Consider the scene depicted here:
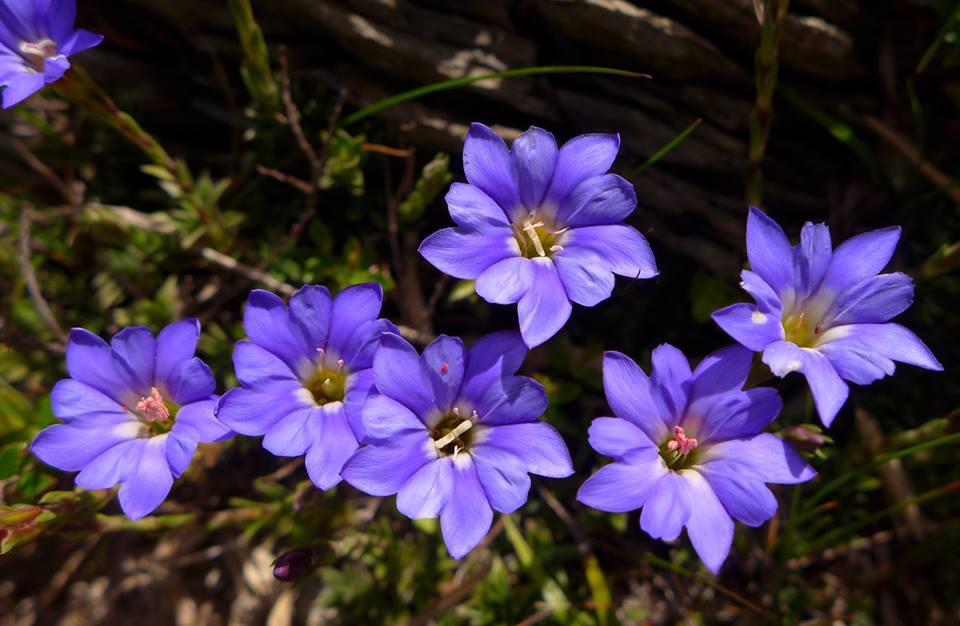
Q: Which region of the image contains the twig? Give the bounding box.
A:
[36,534,100,609]
[644,554,765,615]
[362,143,415,158]
[255,165,312,194]
[17,204,66,344]
[278,47,320,212]
[200,248,296,297]
[862,114,960,205]
[9,137,82,208]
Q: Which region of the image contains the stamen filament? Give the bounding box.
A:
[434,419,473,450]
[522,217,547,257]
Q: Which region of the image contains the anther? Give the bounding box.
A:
[549,245,564,253]
[316,347,326,359]
[522,217,547,257]
[136,387,170,423]
[433,419,473,450]
[440,362,449,376]
[666,425,698,457]
[337,358,344,370]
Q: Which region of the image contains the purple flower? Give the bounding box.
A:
[341,331,574,559]
[215,284,398,490]
[0,0,103,108]
[712,207,943,426]
[577,344,815,573]
[419,123,657,348]
[31,320,232,520]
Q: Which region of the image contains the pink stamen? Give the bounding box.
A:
[337,357,344,370]
[136,387,169,423]
[439,362,449,376]
[666,425,698,456]
[316,347,326,359]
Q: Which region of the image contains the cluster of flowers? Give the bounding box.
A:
[8,0,942,574]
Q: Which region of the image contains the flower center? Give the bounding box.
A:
[133,387,178,435]
[660,425,699,469]
[430,407,477,457]
[19,39,58,70]
[304,363,347,406]
[511,212,567,259]
[781,309,825,348]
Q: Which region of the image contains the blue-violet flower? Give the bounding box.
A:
[577,344,815,573]
[215,284,398,490]
[712,207,943,426]
[0,0,103,108]
[31,320,232,520]
[341,331,574,559]
[419,123,657,348]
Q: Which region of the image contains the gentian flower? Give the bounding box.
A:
[0,0,103,108]
[215,284,398,490]
[712,207,943,426]
[419,123,657,348]
[31,320,232,520]
[341,331,574,559]
[577,344,815,573]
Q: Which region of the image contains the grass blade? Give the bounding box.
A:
[631,117,702,176]
[340,66,649,127]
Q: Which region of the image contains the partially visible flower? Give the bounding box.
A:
[341,332,573,559]
[31,320,232,520]
[712,207,943,426]
[0,0,103,108]
[273,549,312,582]
[577,344,815,573]
[419,123,657,348]
[215,284,397,490]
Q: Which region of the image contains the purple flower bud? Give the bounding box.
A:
[272,549,312,582]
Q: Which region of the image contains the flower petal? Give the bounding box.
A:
[561,224,657,279]
[639,472,691,542]
[472,444,531,514]
[546,133,620,204]
[1,72,44,108]
[513,126,558,208]
[305,404,358,490]
[117,437,174,520]
[461,331,528,399]
[360,394,425,444]
[746,207,795,296]
[74,438,142,489]
[167,357,216,406]
[462,122,519,214]
[232,340,297,387]
[165,433,196,478]
[699,465,778,527]
[397,457,453,519]
[32,421,141,472]
[554,246,615,306]
[59,28,103,55]
[477,377,547,425]
[372,333,435,417]
[711,303,784,352]
[821,226,901,294]
[421,335,466,411]
[704,433,816,484]
[698,387,782,442]
[263,406,314,457]
[739,270,782,315]
[794,221,832,298]
[517,258,572,348]
[244,290,311,374]
[446,182,510,232]
[440,458,493,559]
[481,422,573,478]
[340,318,398,370]
[650,344,693,425]
[476,257,534,305]
[343,367,375,439]
[172,398,231,443]
[556,174,636,227]
[419,227,515,280]
[214,384,303,436]
[828,273,914,325]
[763,342,848,426]
[65,328,139,402]
[156,319,200,394]
[818,323,943,382]
[50,379,126,424]
[602,351,668,442]
[289,284,332,352]
[341,434,434,496]
[688,345,753,413]
[577,449,665,513]
[328,283,384,356]
[680,470,734,574]
[587,417,656,459]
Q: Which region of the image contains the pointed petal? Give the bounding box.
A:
[711,304,784,352]
[794,221,832,298]
[341,435,434,496]
[476,256,534,305]
[117,437,174,520]
[829,273,914,325]
[461,331,528,399]
[517,258,572,348]
[546,133,620,203]
[688,345,752,412]
[440,459,493,559]
[109,326,156,395]
[650,344,692,424]
[680,470,734,574]
[397,457,453,519]
[561,224,657,279]
[462,122,519,214]
[699,465,778,527]
[263,407,314,456]
[244,290,311,374]
[639,472,691,541]
[1,72,44,108]
[704,433,816,484]
[818,323,943,380]
[172,398,231,443]
[59,28,102,55]
[156,319,200,393]
[50,379,126,424]
[763,342,848,426]
[698,387,782,442]
[477,377,547,425]
[556,174,636,227]
[232,340,297,387]
[419,227,515,280]
[304,404,358,490]
[481,422,573,478]
[472,444,531,514]
[445,182,510,232]
[821,226,901,294]
[746,207,795,296]
[577,449,665,513]
[74,438,142,489]
[513,126,558,208]
[602,351,668,442]
[421,335,466,411]
[166,357,216,406]
[289,284,332,352]
[372,333,435,417]
[587,417,656,459]
[32,421,140,472]
[328,283,384,356]
[360,394,425,444]
[214,384,303,436]
[554,246,615,306]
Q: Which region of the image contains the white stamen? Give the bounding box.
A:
[433,419,473,450]
[522,217,547,257]
[549,245,564,253]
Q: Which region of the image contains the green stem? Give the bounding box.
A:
[340,66,648,127]
[746,0,790,206]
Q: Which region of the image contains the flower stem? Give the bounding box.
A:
[746,0,790,207]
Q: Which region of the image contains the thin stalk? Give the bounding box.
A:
[631,118,701,176]
[746,0,790,206]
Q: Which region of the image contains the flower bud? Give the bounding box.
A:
[272,549,312,582]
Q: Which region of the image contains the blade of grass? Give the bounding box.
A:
[340,66,650,127]
[631,118,702,176]
[644,554,764,615]
[916,4,960,74]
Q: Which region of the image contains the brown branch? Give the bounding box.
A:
[255,164,313,194]
[9,137,83,209]
[17,204,67,345]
